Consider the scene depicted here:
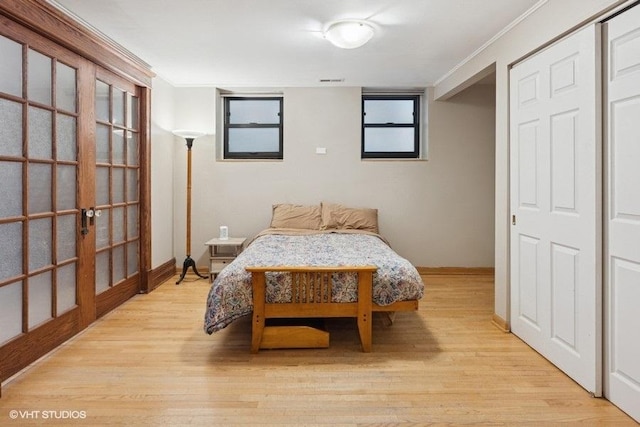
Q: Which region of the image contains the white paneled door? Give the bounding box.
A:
[509,25,602,395]
[604,4,640,421]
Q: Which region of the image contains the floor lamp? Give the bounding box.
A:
[173,130,208,284]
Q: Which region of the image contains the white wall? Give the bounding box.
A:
[167,84,496,269]
[434,0,631,322]
[150,76,176,268]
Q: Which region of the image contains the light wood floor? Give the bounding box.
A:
[0,274,635,426]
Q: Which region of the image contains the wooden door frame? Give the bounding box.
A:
[138,86,152,293]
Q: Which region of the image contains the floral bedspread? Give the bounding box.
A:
[204,230,424,334]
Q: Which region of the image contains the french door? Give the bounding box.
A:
[509,24,602,395]
[93,69,142,318]
[0,16,143,383]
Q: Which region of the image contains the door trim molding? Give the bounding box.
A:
[492,314,510,332]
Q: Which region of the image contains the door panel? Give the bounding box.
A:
[510,24,601,395]
[518,235,540,327]
[93,69,141,318]
[604,5,640,421]
[0,26,87,380]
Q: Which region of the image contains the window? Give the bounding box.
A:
[223,97,283,159]
[362,95,420,159]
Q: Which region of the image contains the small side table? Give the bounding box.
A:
[204,237,247,282]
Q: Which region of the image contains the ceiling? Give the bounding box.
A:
[51,0,540,88]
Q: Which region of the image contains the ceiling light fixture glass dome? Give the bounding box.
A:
[324,20,375,49]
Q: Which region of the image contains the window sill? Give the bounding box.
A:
[217,158,284,163]
[360,158,429,162]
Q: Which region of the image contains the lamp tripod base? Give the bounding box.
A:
[176,255,207,284]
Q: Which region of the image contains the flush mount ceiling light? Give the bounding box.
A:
[324,20,375,49]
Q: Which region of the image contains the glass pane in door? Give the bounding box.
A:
[96,167,110,206]
[0,282,22,344]
[95,80,109,122]
[113,87,125,126]
[0,222,22,282]
[96,124,110,163]
[56,114,77,161]
[95,251,110,294]
[0,98,23,157]
[27,49,52,106]
[56,214,76,261]
[113,246,125,283]
[28,218,52,272]
[127,241,139,277]
[57,165,77,211]
[0,161,22,217]
[0,34,22,97]
[113,207,125,243]
[28,163,52,214]
[28,107,53,159]
[96,209,111,250]
[128,96,139,130]
[56,264,76,314]
[113,129,125,164]
[127,205,139,239]
[112,168,125,204]
[28,271,53,328]
[127,131,139,165]
[56,62,76,113]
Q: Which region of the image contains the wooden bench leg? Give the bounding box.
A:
[357,311,372,352]
[251,272,266,353]
[251,313,264,354]
[357,270,373,352]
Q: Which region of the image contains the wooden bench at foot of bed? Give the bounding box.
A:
[245,266,419,353]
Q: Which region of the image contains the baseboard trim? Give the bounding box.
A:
[148,258,176,292]
[492,314,510,333]
[416,267,495,275]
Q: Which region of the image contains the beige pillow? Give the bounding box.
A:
[270,204,322,230]
[320,202,379,233]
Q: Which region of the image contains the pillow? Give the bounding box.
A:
[320,202,379,233]
[270,203,322,230]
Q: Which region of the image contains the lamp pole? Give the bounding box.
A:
[173,130,207,284]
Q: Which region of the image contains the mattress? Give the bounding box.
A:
[204,229,424,334]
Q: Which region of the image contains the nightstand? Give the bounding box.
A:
[204,237,247,282]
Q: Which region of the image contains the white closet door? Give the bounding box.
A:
[604,4,640,422]
[509,24,602,395]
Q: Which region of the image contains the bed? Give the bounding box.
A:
[203,203,425,352]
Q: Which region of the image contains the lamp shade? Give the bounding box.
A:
[172,129,206,139]
[324,20,375,49]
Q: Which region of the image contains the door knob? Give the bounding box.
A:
[81,207,99,235]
